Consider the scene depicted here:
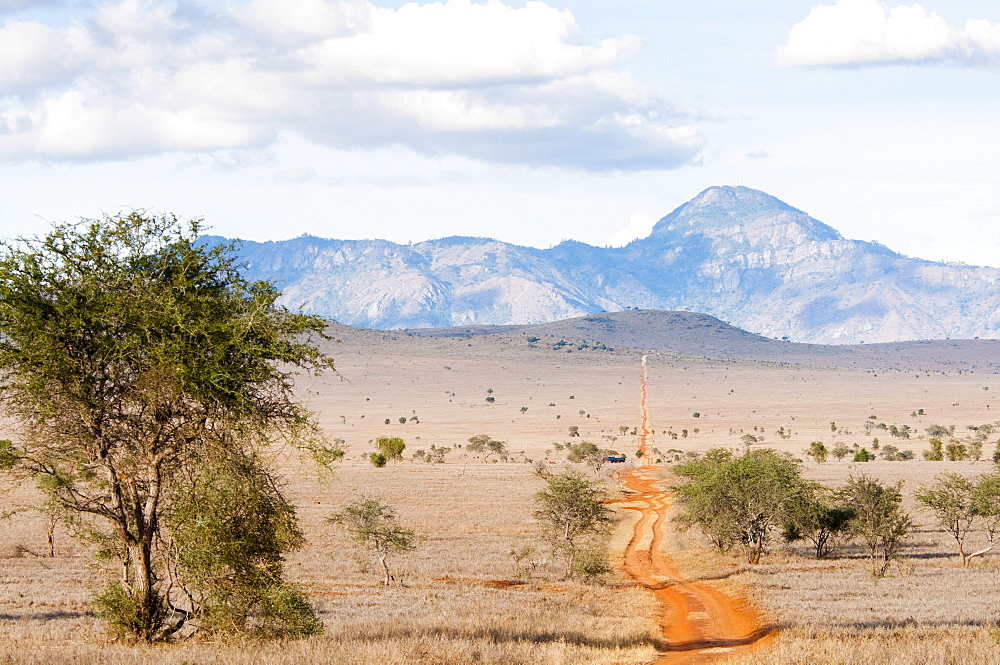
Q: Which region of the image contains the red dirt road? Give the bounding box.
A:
[618,467,773,664]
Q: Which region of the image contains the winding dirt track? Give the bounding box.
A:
[618,468,773,664]
[622,355,772,663]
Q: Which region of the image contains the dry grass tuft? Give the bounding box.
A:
[730,624,1000,664]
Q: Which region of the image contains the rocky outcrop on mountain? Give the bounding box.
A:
[212,186,1000,344]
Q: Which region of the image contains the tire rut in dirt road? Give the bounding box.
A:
[619,467,774,664]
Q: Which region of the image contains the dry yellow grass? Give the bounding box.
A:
[3,326,1000,663]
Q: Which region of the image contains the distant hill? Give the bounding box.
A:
[399,309,1000,372]
[210,186,1000,344]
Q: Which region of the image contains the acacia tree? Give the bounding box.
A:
[838,474,912,577]
[674,448,806,563]
[917,472,1000,566]
[533,471,614,578]
[467,434,508,461]
[0,213,338,640]
[973,472,1000,555]
[916,473,978,566]
[328,496,420,586]
[782,483,854,559]
[673,448,806,564]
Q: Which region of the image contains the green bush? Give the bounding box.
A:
[946,443,969,461]
[571,549,611,582]
[831,442,852,460]
[376,437,405,460]
[924,438,944,461]
[673,448,806,563]
[93,582,167,641]
[369,453,387,467]
[807,441,828,464]
[167,453,322,638]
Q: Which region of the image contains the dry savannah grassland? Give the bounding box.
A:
[3,321,1000,664]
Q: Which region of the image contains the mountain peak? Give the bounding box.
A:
[689,185,795,212]
[648,185,843,244]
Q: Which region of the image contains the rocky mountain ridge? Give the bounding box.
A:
[211,186,1000,344]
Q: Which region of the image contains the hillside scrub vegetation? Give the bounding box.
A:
[0,213,338,641]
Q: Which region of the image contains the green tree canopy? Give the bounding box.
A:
[673,448,806,563]
[467,434,508,461]
[782,483,854,559]
[328,496,420,586]
[838,474,912,577]
[0,212,337,640]
[533,471,614,578]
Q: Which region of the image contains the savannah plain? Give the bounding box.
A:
[3,318,1000,664]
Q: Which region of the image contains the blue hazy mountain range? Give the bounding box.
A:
[206,186,1000,344]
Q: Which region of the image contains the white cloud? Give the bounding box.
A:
[776,0,1000,67]
[609,211,657,246]
[0,0,702,170]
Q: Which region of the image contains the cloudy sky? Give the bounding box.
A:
[2,0,999,266]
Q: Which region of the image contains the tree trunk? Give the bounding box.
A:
[379,554,391,586]
[127,540,160,641]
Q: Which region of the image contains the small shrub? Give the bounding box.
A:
[945,442,969,461]
[923,438,944,461]
[369,453,387,468]
[510,545,538,580]
[880,444,901,461]
[376,437,405,461]
[572,549,611,582]
[807,441,828,464]
[93,582,167,641]
[853,448,873,462]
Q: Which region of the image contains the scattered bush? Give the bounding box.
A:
[853,448,873,463]
[831,442,852,460]
[924,438,945,461]
[376,437,405,461]
[807,441,828,464]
